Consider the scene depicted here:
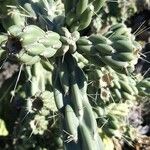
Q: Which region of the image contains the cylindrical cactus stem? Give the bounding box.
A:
[0,24,62,65]
[65,0,106,31]
[52,53,104,149]
[76,24,142,73]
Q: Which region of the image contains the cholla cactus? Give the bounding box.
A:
[91,0,137,33]
[0,0,148,149]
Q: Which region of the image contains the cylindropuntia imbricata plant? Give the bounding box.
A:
[0,0,149,149]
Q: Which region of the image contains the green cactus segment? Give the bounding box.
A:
[0,35,7,59]
[7,9,25,28]
[76,23,141,73]
[65,0,106,32]
[95,44,115,55]
[25,62,54,96]
[79,123,100,150]
[65,105,79,143]
[70,75,84,117]
[78,5,94,31]
[92,0,107,13]
[53,76,64,110]
[7,25,24,37]
[58,60,70,95]
[76,0,89,16]
[23,62,57,136]
[82,100,97,134]
[0,25,62,65]
[55,27,80,56]
[89,34,112,45]
[52,54,104,149]
[137,77,150,97]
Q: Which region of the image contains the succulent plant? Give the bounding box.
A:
[91,0,137,34]
[0,0,148,149]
